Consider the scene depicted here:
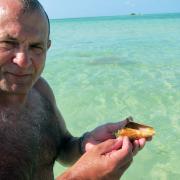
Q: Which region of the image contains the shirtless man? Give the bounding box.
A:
[0,0,149,179]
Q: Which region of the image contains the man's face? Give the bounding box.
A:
[0,1,50,95]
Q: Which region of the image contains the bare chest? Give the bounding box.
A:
[0,93,60,179]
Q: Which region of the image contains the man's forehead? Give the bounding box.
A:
[0,0,45,19]
[0,0,50,39]
[0,0,23,13]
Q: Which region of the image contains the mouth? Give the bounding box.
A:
[1,72,34,92]
[5,72,32,78]
[3,72,33,85]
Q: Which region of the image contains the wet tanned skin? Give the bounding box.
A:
[0,0,73,179]
[0,88,62,180]
[0,1,148,180]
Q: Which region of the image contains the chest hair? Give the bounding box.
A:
[0,90,61,179]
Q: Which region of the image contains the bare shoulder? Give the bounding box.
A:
[33,77,56,105]
[34,77,69,135]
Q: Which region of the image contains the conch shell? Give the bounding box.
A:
[115,121,155,140]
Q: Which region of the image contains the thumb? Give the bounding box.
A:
[95,138,123,155]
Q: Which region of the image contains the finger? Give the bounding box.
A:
[132,140,139,156]
[138,138,146,150]
[111,137,133,166]
[121,137,133,152]
[95,138,123,155]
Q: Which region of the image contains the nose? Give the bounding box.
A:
[12,49,32,69]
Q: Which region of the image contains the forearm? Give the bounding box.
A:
[56,168,82,180]
[56,159,92,180]
[56,169,74,180]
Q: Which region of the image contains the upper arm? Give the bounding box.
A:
[34,77,81,165]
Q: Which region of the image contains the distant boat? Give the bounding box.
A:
[130,13,136,16]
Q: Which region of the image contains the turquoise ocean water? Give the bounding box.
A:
[42,13,180,180]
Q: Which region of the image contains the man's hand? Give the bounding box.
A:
[58,137,133,180]
[82,117,147,156]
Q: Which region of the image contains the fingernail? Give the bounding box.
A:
[123,136,130,141]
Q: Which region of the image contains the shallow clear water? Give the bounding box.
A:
[42,13,180,179]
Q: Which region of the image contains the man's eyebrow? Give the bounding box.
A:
[0,35,46,46]
[30,41,46,46]
[7,37,18,41]
[0,35,18,41]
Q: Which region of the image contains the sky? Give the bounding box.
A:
[39,0,180,19]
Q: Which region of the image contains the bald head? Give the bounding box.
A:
[20,0,50,33]
[0,0,50,38]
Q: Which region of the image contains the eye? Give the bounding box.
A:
[0,41,17,50]
[30,44,44,55]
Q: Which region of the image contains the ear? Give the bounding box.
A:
[47,39,51,49]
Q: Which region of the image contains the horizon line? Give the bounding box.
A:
[49,11,180,21]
